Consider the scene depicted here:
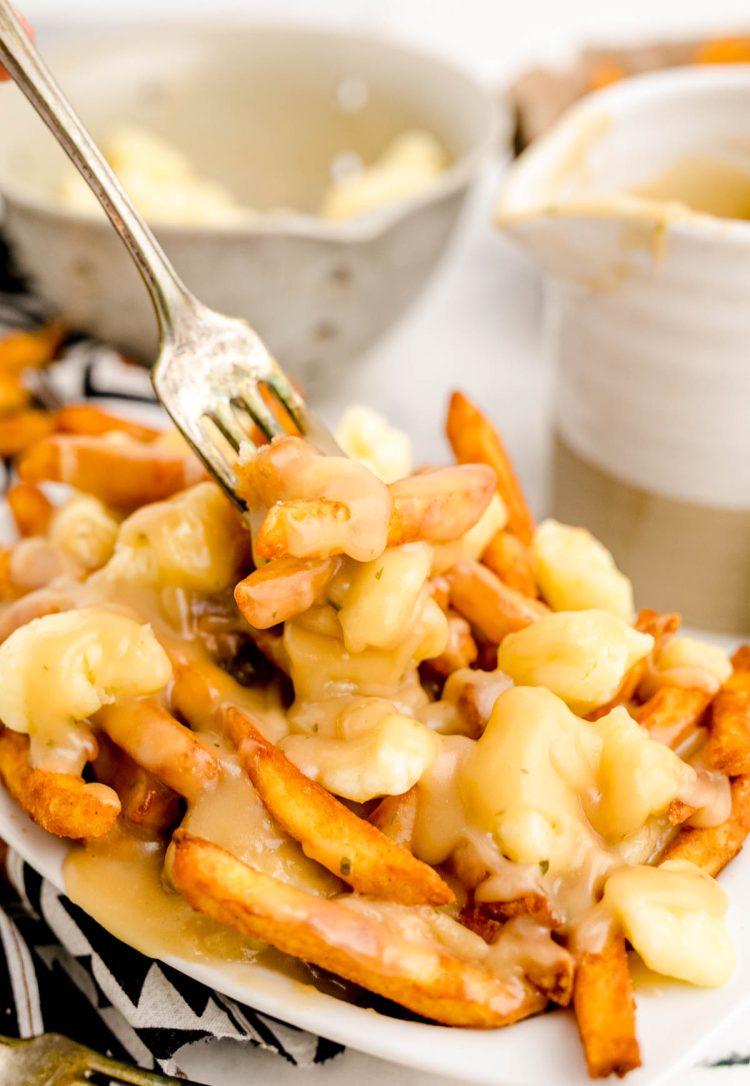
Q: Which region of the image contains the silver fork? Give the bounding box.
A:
[0,1033,198,1086]
[0,3,340,510]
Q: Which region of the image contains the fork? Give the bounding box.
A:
[0,1033,198,1086]
[0,3,340,511]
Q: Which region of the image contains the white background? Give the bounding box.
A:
[18,0,750,81]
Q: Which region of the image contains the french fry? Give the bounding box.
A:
[0,410,55,458]
[633,686,712,749]
[368,788,417,848]
[254,464,496,560]
[448,560,548,643]
[661,775,750,876]
[590,609,683,720]
[704,647,750,776]
[0,727,120,839]
[481,529,539,597]
[92,734,180,832]
[55,403,159,442]
[18,433,206,505]
[255,500,350,560]
[387,465,496,546]
[96,699,220,803]
[0,320,65,374]
[573,929,641,1079]
[7,481,53,537]
[234,555,337,629]
[170,833,547,1028]
[0,548,15,601]
[0,374,31,414]
[446,391,535,544]
[221,706,454,906]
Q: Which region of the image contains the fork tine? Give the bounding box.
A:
[239,383,287,442]
[263,369,306,431]
[209,401,249,453]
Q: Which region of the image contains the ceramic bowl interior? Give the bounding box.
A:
[0,25,497,382]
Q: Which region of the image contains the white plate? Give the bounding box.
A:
[0,487,747,1085]
[3,785,750,1086]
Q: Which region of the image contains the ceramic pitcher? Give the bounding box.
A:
[497,67,750,632]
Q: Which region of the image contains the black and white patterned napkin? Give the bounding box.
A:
[0,243,344,1076]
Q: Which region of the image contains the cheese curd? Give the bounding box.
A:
[462,686,601,870]
[336,543,433,654]
[532,519,634,619]
[0,608,171,773]
[50,493,120,571]
[285,595,448,702]
[334,405,412,484]
[496,610,654,715]
[58,125,254,226]
[103,483,249,592]
[281,709,437,802]
[644,635,732,697]
[320,130,448,220]
[592,707,696,839]
[603,860,735,987]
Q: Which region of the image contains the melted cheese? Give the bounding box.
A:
[603,860,735,987]
[0,608,172,772]
[497,610,653,714]
[532,519,633,619]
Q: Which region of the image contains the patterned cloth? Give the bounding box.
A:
[0,243,344,1076]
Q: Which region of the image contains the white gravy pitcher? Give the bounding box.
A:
[497,67,750,632]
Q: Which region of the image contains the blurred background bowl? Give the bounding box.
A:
[0,24,497,390]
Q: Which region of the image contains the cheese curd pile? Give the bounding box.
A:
[57,125,448,225]
[0,393,742,1074]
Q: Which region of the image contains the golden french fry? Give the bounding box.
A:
[96,699,220,803]
[55,403,159,442]
[254,464,496,560]
[704,647,750,776]
[234,555,337,629]
[92,734,180,832]
[633,686,712,749]
[0,320,66,374]
[573,930,641,1079]
[256,500,350,560]
[0,727,120,839]
[589,609,683,720]
[221,706,454,906]
[387,465,496,546]
[0,548,16,602]
[7,481,54,538]
[368,788,417,848]
[0,410,55,458]
[19,434,206,505]
[446,391,534,544]
[170,833,547,1028]
[482,529,539,597]
[0,374,31,414]
[661,774,750,876]
[448,560,548,643]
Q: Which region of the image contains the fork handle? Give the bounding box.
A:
[0,2,192,343]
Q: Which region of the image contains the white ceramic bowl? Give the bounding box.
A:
[0,25,496,389]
